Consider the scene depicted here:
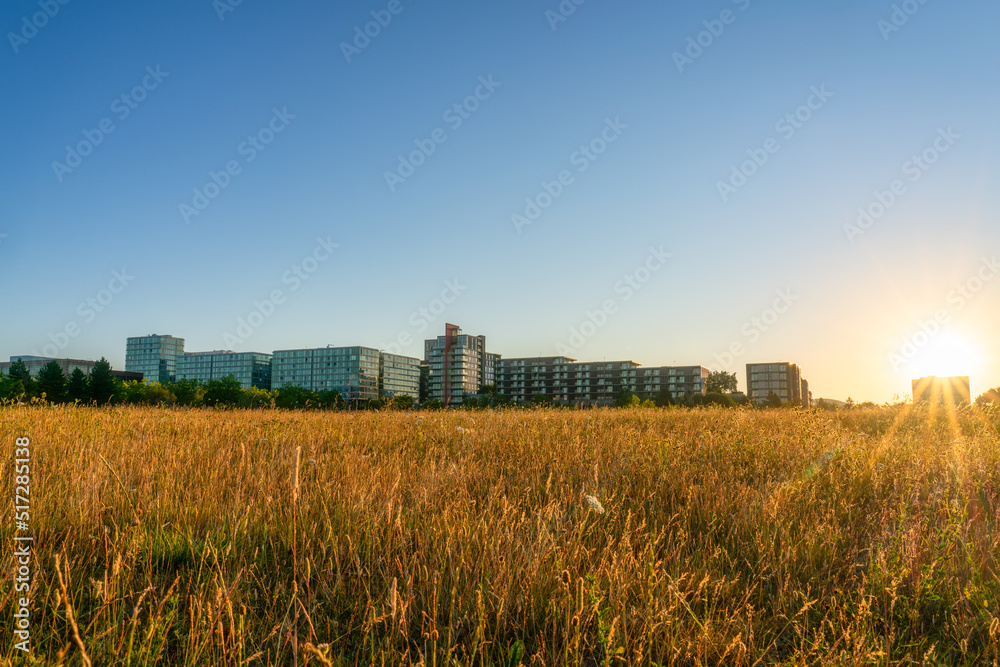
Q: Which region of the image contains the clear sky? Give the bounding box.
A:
[1,0,998,402]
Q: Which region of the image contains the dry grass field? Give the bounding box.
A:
[1,404,999,666]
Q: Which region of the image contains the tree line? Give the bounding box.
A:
[4,360,996,410]
[0,358,415,410]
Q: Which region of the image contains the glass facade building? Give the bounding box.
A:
[379,353,421,398]
[272,346,380,401]
[177,351,272,389]
[125,335,185,384]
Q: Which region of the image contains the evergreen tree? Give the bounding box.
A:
[36,360,67,403]
[7,359,33,397]
[88,358,118,404]
[67,368,89,402]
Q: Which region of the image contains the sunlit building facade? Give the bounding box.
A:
[271,346,380,401]
[125,334,185,384]
[496,358,709,406]
[379,352,421,399]
[424,324,497,406]
[746,362,809,406]
[177,351,272,389]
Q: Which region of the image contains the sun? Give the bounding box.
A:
[907,331,984,381]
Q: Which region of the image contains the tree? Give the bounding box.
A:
[654,387,675,407]
[36,361,67,403]
[468,385,510,409]
[614,389,640,408]
[274,384,317,410]
[243,386,273,409]
[123,381,149,405]
[0,376,25,402]
[7,359,33,397]
[764,392,783,408]
[531,393,555,407]
[203,375,245,408]
[67,368,89,403]
[975,387,1000,407]
[316,389,344,410]
[143,383,176,406]
[386,394,414,410]
[88,358,119,405]
[706,371,737,395]
[691,392,736,407]
[171,379,204,407]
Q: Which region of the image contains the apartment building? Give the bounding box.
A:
[125,334,185,384]
[496,357,710,406]
[424,324,498,405]
[379,352,421,399]
[272,346,380,401]
[496,356,576,403]
[746,362,809,407]
[647,365,710,399]
[177,351,272,389]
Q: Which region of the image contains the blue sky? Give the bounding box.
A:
[1,0,998,402]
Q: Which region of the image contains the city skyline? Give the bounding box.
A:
[1,326,799,406]
[2,1,998,403]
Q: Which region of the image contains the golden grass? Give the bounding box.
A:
[1,404,999,666]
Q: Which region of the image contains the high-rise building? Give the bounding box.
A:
[912,376,970,404]
[271,346,380,401]
[379,352,421,399]
[424,324,497,406]
[125,335,185,384]
[746,362,808,406]
[177,351,272,389]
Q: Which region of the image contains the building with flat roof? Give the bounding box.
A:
[497,356,576,403]
[272,346,380,401]
[1,356,142,383]
[912,376,971,404]
[651,365,710,400]
[424,324,498,406]
[746,362,808,406]
[125,334,185,384]
[177,351,272,389]
[496,357,709,406]
[1,356,98,378]
[379,352,421,399]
